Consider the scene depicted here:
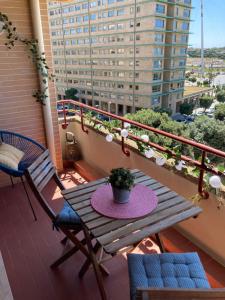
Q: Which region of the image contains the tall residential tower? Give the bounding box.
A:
[48,0,192,115]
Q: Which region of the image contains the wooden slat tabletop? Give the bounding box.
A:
[62,170,202,255]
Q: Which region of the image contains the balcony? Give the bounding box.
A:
[0,1,225,299]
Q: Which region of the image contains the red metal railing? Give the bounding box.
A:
[58,99,225,198]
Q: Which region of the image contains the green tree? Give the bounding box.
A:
[214,103,225,121]
[65,88,79,100]
[189,77,197,83]
[203,79,210,86]
[153,106,172,116]
[179,102,194,115]
[125,109,170,128]
[199,95,213,111]
[189,116,225,160]
[216,90,225,103]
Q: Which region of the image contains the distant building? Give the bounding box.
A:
[176,86,213,112]
[48,0,192,115]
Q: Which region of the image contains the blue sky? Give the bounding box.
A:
[189,0,225,48]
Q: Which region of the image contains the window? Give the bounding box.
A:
[155,19,164,28]
[152,85,161,93]
[153,73,162,81]
[184,0,191,4]
[82,3,88,9]
[118,72,124,77]
[108,0,115,4]
[108,10,114,17]
[102,11,107,18]
[179,59,186,66]
[136,6,140,13]
[109,24,116,30]
[83,15,89,21]
[154,47,163,56]
[90,1,97,7]
[69,17,75,23]
[180,48,187,55]
[90,14,96,20]
[173,20,178,30]
[152,96,160,105]
[117,9,124,16]
[181,22,189,30]
[136,34,140,41]
[63,7,69,13]
[156,4,165,14]
[118,60,124,66]
[91,25,97,32]
[181,35,188,43]
[69,6,75,12]
[118,48,124,54]
[153,60,162,68]
[183,9,190,18]
[76,16,82,22]
[155,33,164,42]
[84,27,89,33]
[117,23,124,29]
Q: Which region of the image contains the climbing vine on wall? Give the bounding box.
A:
[0,12,54,105]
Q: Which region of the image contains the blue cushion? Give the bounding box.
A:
[127,252,210,300]
[54,202,81,227]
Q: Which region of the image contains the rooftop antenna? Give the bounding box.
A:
[200,0,204,79]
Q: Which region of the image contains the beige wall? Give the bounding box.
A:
[59,120,225,266]
[0,0,62,187]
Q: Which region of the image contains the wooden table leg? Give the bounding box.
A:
[155,233,165,253]
[82,225,107,300]
[79,242,100,278]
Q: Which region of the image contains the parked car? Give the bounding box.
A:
[97,114,110,121]
[172,113,194,123]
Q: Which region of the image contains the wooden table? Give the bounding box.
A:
[62,169,202,300]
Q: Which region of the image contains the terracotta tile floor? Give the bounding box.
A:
[0,170,224,300]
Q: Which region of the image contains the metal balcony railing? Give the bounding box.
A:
[58,99,225,199]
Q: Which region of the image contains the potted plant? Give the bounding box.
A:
[108,168,135,204]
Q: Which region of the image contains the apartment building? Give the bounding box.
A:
[48,0,192,115]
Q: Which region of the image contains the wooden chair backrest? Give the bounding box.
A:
[136,288,225,300]
[25,150,64,221]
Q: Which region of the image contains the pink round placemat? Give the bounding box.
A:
[91,184,158,219]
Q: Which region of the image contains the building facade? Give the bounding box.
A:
[48,0,192,115]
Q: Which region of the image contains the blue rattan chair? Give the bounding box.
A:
[0,130,46,220]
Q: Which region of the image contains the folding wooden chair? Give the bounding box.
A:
[25,149,89,268]
[127,252,225,300]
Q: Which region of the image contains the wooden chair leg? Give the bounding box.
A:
[60,228,80,245]
[155,233,165,253]
[61,228,89,258]
[10,176,14,188]
[20,176,37,221]
[79,242,100,278]
[51,237,86,268]
[60,236,68,245]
